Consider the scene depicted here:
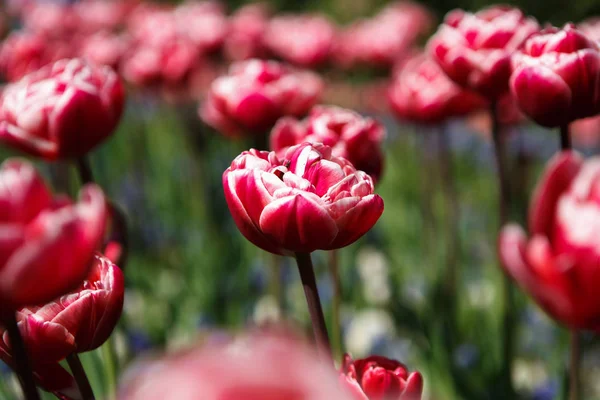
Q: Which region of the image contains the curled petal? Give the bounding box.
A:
[326,194,384,249]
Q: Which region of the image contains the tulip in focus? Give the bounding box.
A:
[223,143,383,255]
[270,106,386,182]
[200,59,323,138]
[388,54,486,124]
[119,331,354,400]
[0,58,125,160]
[341,354,423,400]
[0,159,107,309]
[0,254,123,393]
[428,5,539,100]
[264,14,335,68]
[510,24,600,127]
[500,151,600,330]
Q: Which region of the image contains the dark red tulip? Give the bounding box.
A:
[388,53,486,124]
[223,143,383,255]
[341,354,423,400]
[0,159,107,310]
[264,14,335,68]
[200,59,322,138]
[270,106,386,182]
[428,5,539,100]
[510,24,600,127]
[223,3,270,61]
[499,151,600,330]
[0,254,123,394]
[119,332,353,400]
[0,58,125,160]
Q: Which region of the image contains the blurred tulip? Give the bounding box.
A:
[428,5,539,100]
[333,2,433,70]
[579,18,600,41]
[0,58,124,160]
[499,151,600,330]
[223,142,383,255]
[200,59,323,137]
[174,1,228,54]
[119,331,354,400]
[264,14,335,68]
[510,24,600,128]
[341,354,423,400]
[73,0,127,35]
[388,54,486,124]
[22,2,78,40]
[223,3,270,61]
[571,115,600,148]
[0,159,107,309]
[80,32,129,70]
[0,32,53,82]
[270,106,385,182]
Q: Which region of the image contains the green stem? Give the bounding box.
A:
[101,338,118,400]
[294,252,332,362]
[4,312,40,400]
[569,330,580,400]
[66,353,95,400]
[328,249,342,360]
[560,123,572,151]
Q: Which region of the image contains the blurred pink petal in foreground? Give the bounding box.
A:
[119,332,355,400]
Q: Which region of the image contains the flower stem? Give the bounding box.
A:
[560,124,572,151]
[328,249,342,360]
[491,102,516,396]
[294,252,332,361]
[66,353,95,400]
[569,330,581,400]
[75,157,94,185]
[4,312,40,400]
[268,253,284,317]
[101,338,118,400]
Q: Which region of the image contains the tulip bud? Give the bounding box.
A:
[270,106,386,182]
[223,143,383,255]
[264,14,335,68]
[388,54,486,124]
[499,151,600,330]
[0,159,107,309]
[0,58,125,160]
[200,59,323,138]
[510,24,600,127]
[428,5,539,100]
[341,354,423,400]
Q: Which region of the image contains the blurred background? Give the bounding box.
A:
[1,0,600,399]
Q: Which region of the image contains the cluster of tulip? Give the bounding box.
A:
[2,0,600,399]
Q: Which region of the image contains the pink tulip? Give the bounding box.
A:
[223,3,270,61]
[264,14,335,68]
[579,18,600,42]
[0,254,123,394]
[119,331,354,400]
[0,32,53,82]
[80,32,129,70]
[341,354,423,400]
[22,2,78,40]
[73,0,127,35]
[510,24,600,127]
[173,1,228,54]
[388,53,486,124]
[0,159,107,309]
[270,106,386,182]
[428,5,539,100]
[200,59,323,138]
[223,142,383,255]
[500,151,600,330]
[0,58,125,160]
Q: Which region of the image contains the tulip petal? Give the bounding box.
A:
[529,151,583,237]
[260,193,338,253]
[0,122,58,159]
[402,372,424,399]
[325,194,383,250]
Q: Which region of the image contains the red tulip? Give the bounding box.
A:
[428,5,539,100]
[173,1,228,54]
[0,254,123,394]
[341,354,423,400]
[579,18,600,42]
[223,3,270,61]
[22,2,78,40]
[270,106,385,182]
[80,32,129,71]
[200,59,323,138]
[119,331,354,400]
[223,142,383,255]
[388,54,486,124]
[0,58,125,160]
[0,159,107,309]
[73,0,127,35]
[510,24,600,127]
[499,151,600,330]
[264,14,335,68]
[0,32,53,82]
